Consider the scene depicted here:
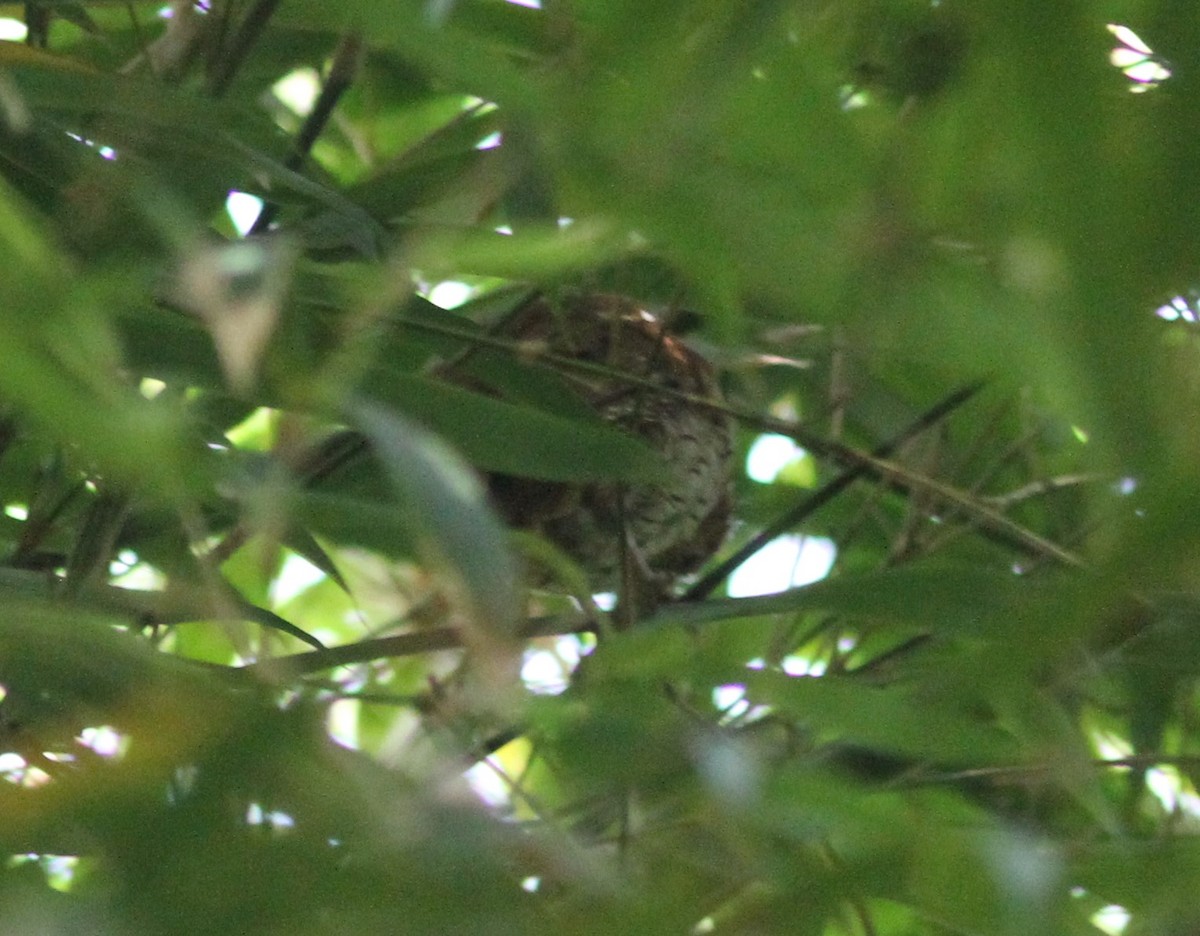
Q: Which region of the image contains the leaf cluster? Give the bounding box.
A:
[0,1,1197,934]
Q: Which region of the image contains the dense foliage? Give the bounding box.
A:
[0,1,1198,933]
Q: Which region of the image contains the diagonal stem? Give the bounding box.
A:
[685,381,986,600]
[207,0,282,96]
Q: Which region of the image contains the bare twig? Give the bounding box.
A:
[684,381,986,600]
[250,31,364,234]
[207,0,282,96]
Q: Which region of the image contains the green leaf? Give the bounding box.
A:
[349,400,519,638]
[365,369,664,483]
[748,669,1019,767]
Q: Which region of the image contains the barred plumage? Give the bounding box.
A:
[482,293,734,595]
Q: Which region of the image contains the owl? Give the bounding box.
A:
[474,293,734,605]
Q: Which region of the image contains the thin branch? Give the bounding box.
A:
[207,0,282,96]
[684,381,985,599]
[238,613,592,680]
[982,473,1104,509]
[922,754,1200,785]
[391,310,1084,569]
[250,31,364,234]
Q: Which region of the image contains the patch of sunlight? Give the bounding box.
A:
[4,504,26,521]
[271,552,327,606]
[504,0,541,7]
[1156,295,1196,322]
[42,855,79,893]
[746,433,806,483]
[3,761,52,788]
[139,377,167,398]
[426,280,474,309]
[839,85,871,110]
[1092,904,1131,935]
[593,592,616,611]
[8,854,79,893]
[273,67,320,117]
[78,726,129,760]
[713,684,749,718]
[1071,425,1089,444]
[0,18,28,40]
[226,191,264,236]
[1146,765,1200,819]
[65,131,117,161]
[326,698,360,750]
[712,684,770,724]
[109,549,141,578]
[111,560,166,591]
[225,406,275,450]
[1108,24,1170,92]
[728,534,836,598]
[521,636,587,696]
[465,756,512,810]
[1092,731,1131,762]
[246,802,297,833]
[782,654,826,677]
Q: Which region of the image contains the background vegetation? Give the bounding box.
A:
[0,0,1197,933]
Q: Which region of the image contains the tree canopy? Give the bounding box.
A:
[0,1,1197,933]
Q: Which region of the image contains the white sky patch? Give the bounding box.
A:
[274,68,320,117]
[464,757,512,809]
[746,433,806,483]
[520,651,562,693]
[1107,24,1171,91]
[782,654,826,677]
[1156,296,1196,322]
[0,18,27,41]
[42,855,79,893]
[226,191,264,235]
[426,280,474,309]
[246,802,297,832]
[593,592,616,611]
[1145,765,1200,818]
[713,684,750,718]
[522,636,591,695]
[111,561,166,591]
[326,698,360,750]
[504,0,541,7]
[270,552,327,606]
[79,725,129,759]
[1092,904,1131,935]
[140,377,167,398]
[728,534,836,597]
